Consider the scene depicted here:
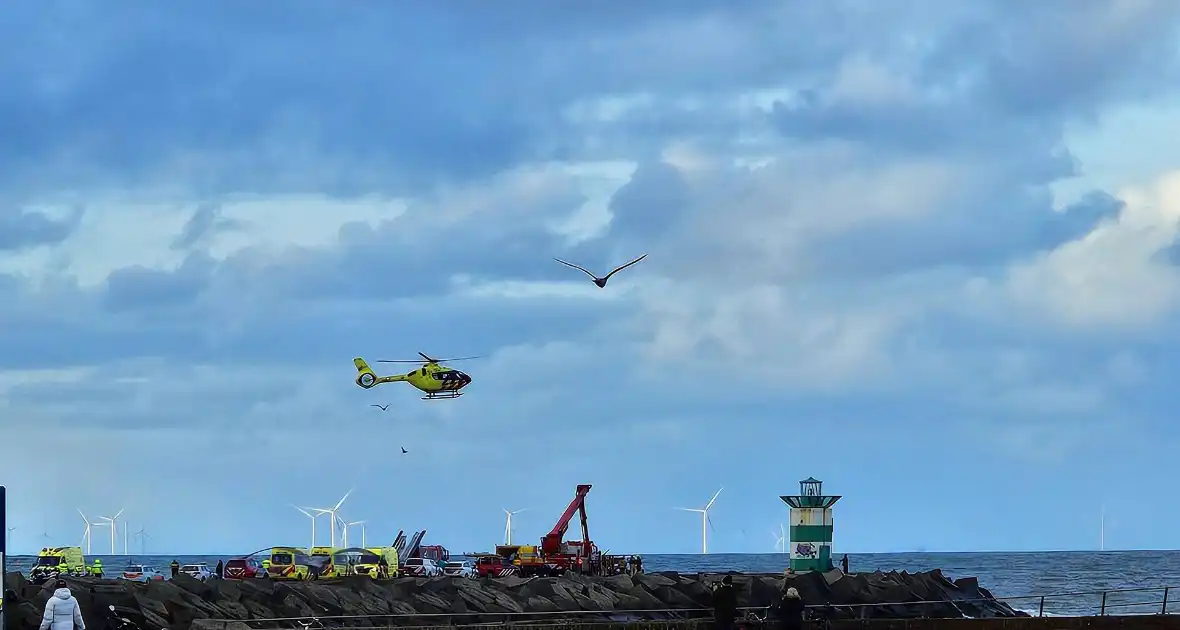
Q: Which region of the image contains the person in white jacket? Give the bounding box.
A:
[40,579,86,630]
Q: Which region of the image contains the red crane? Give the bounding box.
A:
[540,484,598,573]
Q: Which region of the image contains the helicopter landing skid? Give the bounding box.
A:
[422,392,463,400]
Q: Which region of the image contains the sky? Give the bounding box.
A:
[2,0,1180,557]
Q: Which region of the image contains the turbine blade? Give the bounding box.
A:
[673,507,703,512]
[705,487,723,510]
[334,489,353,510]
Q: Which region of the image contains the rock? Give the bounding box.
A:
[1,569,1025,630]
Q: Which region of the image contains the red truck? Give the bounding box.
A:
[473,554,519,577]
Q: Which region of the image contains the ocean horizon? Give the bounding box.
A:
[7,549,1180,617]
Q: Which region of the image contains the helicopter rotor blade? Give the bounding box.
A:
[376,354,484,364]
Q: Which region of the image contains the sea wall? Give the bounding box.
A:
[4,568,1022,630]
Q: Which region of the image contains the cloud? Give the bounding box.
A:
[2,0,1180,557]
[0,206,83,251]
[171,203,242,251]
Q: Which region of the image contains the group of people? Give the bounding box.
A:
[711,575,808,630]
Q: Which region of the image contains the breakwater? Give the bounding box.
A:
[197,619,1180,629]
[4,569,1020,630]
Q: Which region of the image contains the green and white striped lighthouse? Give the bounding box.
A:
[780,477,841,572]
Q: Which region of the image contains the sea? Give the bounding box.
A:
[6,551,1180,617]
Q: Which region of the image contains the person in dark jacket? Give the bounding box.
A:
[768,587,805,630]
[711,575,738,630]
[170,560,180,578]
[841,554,849,574]
[215,559,224,579]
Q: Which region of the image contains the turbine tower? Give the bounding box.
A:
[772,523,786,553]
[674,487,722,554]
[133,527,151,555]
[311,490,352,547]
[503,508,526,545]
[97,509,124,555]
[77,510,103,554]
[346,520,366,548]
[293,506,320,549]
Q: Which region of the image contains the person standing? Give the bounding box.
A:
[841,554,849,574]
[711,575,738,630]
[768,586,805,630]
[215,559,224,579]
[40,579,85,630]
[170,559,180,578]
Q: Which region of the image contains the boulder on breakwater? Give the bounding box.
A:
[3,568,1023,630]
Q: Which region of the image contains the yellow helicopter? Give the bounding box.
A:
[353,352,481,400]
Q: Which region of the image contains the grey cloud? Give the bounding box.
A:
[102,253,215,310]
[0,1,998,198]
[0,206,83,251]
[171,203,242,250]
[811,189,1124,277]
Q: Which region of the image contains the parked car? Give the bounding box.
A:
[120,565,166,582]
[223,557,268,579]
[442,560,476,578]
[179,563,215,581]
[402,557,443,577]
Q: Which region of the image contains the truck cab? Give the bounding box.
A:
[474,554,518,577]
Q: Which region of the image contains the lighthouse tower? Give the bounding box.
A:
[780,477,841,572]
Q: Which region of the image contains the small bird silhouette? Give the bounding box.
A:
[554,254,648,288]
[371,404,389,411]
[401,447,408,454]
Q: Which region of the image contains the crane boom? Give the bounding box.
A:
[541,484,592,555]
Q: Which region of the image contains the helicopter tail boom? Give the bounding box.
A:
[354,357,406,389]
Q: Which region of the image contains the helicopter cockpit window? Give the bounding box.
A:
[420,367,427,376]
[431,371,444,380]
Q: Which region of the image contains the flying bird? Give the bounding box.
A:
[554,254,647,288]
[371,404,389,411]
[401,447,408,454]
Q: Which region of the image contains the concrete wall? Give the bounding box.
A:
[197,615,1180,630]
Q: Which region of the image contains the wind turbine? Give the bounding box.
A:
[503,509,527,545]
[345,520,366,548]
[98,509,124,555]
[310,490,351,547]
[77,510,102,554]
[772,525,786,553]
[133,527,151,555]
[674,487,722,554]
[293,506,320,549]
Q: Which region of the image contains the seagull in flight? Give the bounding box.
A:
[554,254,647,288]
[401,447,408,454]
[371,404,390,411]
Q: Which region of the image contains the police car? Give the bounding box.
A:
[442,560,476,578]
[180,563,215,581]
[401,557,443,577]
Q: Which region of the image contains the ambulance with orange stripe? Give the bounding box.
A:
[266,546,322,580]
